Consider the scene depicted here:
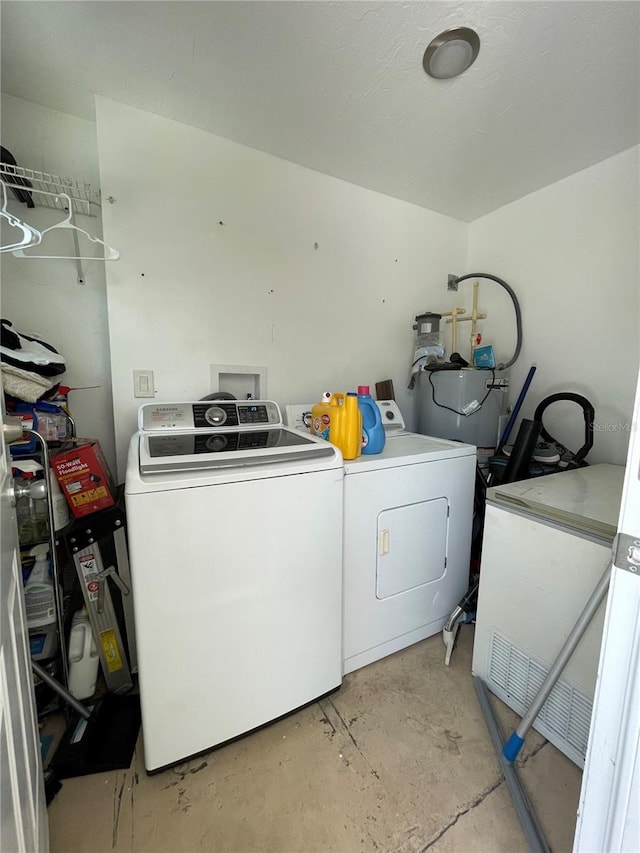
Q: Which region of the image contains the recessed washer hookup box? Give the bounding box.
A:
[52,440,116,518]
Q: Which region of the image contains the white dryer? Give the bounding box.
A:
[285,401,476,675]
[125,400,344,771]
[342,402,476,673]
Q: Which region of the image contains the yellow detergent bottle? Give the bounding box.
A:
[329,392,362,460]
[311,391,332,440]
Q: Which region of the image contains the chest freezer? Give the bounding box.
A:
[471,464,625,767]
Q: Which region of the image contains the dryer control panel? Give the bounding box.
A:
[377,400,406,432]
[138,400,282,431]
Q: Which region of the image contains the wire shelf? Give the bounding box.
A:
[0,163,101,218]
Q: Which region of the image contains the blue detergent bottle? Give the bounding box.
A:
[357,385,385,454]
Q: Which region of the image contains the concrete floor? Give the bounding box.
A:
[49,627,582,852]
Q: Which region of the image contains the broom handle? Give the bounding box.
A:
[32,659,91,720]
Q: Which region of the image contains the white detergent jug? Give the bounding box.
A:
[67,609,99,700]
[25,544,58,660]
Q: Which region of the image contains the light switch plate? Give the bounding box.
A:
[133,369,155,398]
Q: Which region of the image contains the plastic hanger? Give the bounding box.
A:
[1,182,120,261]
[0,181,42,253]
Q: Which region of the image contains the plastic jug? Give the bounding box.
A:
[357,386,386,455]
[329,392,362,460]
[311,391,332,440]
[67,609,99,700]
[15,473,38,544]
[13,460,49,545]
[24,544,58,660]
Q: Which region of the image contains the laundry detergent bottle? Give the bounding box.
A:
[329,392,362,460]
[358,385,385,454]
[311,391,333,440]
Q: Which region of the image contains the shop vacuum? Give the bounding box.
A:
[487,391,595,486]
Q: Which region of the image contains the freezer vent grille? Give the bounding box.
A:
[488,631,592,764]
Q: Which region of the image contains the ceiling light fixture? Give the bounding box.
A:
[423,27,480,79]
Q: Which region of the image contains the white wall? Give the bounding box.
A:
[4,94,636,477]
[467,146,640,466]
[95,98,468,476]
[0,94,117,473]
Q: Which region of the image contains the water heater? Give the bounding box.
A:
[416,368,509,469]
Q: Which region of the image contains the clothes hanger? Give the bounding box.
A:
[0,181,42,253]
[2,181,120,260]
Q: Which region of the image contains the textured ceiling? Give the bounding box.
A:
[1,1,638,221]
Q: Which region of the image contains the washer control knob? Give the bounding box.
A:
[385,410,395,420]
[204,406,227,426]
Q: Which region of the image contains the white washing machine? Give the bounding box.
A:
[285,401,476,675]
[125,400,344,772]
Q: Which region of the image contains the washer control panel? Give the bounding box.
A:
[138,400,282,431]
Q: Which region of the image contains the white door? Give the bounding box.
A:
[1,410,49,853]
[376,498,448,598]
[574,369,640,852]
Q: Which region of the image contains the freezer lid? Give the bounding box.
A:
[487,463,625,541]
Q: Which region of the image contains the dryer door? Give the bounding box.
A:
[376,498,448,599]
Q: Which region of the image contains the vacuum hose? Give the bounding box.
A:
[533,393,594,468]
[450,272,523,369]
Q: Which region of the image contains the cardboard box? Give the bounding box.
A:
[51,440,116,519]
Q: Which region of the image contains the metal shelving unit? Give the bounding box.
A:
[0,163,118,282]
[0,163,101,217]
[16,431,73,693]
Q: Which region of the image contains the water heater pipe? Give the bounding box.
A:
[469,281,487,362]
[448,272,522,369]
[444,287,487,361]
[441,307,466,353]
